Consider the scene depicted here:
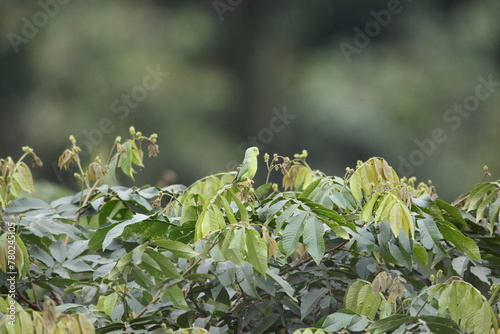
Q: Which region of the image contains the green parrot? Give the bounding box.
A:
[233,147,259,183]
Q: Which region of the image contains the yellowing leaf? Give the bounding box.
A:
[349,171,362,202]
[388,199,402,237]
[12,162,34,193]
[361,195,379,223]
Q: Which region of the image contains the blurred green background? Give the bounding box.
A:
[1,0,499,201]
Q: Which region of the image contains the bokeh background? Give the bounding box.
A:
[1,0,499,201]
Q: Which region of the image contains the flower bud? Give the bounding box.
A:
[58,149,74,170]
[87,162,108,181]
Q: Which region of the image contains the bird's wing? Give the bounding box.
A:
[234,156,250,182]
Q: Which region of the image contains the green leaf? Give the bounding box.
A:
[251,313,281,334]
[119,141,136,180]
[321,311,360,332]
[275,203,300,231]
[89,224,115,251]
[388,243,412,269]
[131,266,154,290]
[412,241,428,266]
[361,195,379,223]
[229,191,249,223]
[298,198,351,233]
[165,284,189,310]
[140,253,163,277]
[300,178,322,199]
[219,226,243,265]
[14,235,30,276]
[417,218,446,255]
[195,204,226,241]
[102,213,150,250]
[425,323,461,334]
[302,217,325,265]
[308,203,349,227]
[330,191,349,210]
[107,252,132,280]
[465,183,496,212]
[66,240,89,260]
[261,199,289,222]
[345,280,368,311]
[245,228,268,276]
[229,226,246,253]
[143,248,181,279]
[419,316,461,331]
[365,315,415,334]
[266,269,297,301]
[435,199,467,228]
[437,221,481,262]
[6,198,50,213]
[62,259,93,272]
[221,227,246,265]
[476,190,498,222]
[470,266,491,283]
[235,263,259,298]
[151,240,198,258]
[473,302,492,334]
[255,182,273,198]
[219,196,238,225]
[49,240,67,262]
[282,211,307,256]
[489,197,500,234]
[216,261,236,287]
[276,203,300,230]
[98,292,118,317]
[359,284,383,319]
[130,142,144,167]
[300,288,328,320]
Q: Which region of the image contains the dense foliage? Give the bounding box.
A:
[1,130,500,333]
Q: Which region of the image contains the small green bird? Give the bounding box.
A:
[233,147,259,183]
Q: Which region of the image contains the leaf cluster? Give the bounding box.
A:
[1,142,500,334]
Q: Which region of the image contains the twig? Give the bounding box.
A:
[134,289,162,319]
[32,282,39,307]
[189,296,207,317]
[50,290,64,305]
[134,232,222,319]
[64,179,100,245]
[15,292,42,311]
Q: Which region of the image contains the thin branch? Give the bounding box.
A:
[134,232,222,319]
[15,292,42,311]
[64,179,100,245]
[134,289,162,319]
[189,296,207,318]
[50,290,64,305]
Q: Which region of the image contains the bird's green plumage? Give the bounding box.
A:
[233,147,259,183]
